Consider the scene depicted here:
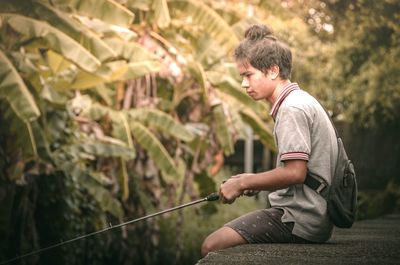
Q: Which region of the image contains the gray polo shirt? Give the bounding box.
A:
[268,83,338,242]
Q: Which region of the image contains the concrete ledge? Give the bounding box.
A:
[196,214,400,265]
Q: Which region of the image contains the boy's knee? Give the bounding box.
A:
[201,238,215,257]
[201,227,247,257]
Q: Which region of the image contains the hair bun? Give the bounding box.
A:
[244,24,274,41]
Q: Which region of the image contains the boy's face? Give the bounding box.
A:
[237,62,275,101]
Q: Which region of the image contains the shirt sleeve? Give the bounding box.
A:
[275,106,312,163]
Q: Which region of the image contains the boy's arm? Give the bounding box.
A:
[219,159,307,204]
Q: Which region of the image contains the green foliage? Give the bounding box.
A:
[34,172,112,265]
[130,121,181,178]
[357,179,400,220]
[305,0,400,127]
[0,50,40,123]
[159,167,266,265]
[168,0,239,54]
[53,0,135,27]
[31,1,117,62]
[127,108,194,142]
[212,104,234,155]
[0,13,101,72]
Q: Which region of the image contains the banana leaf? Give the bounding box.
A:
[119,158,129,202]
[130,121,180,178]
[65,142,135,160]
[126,0,152,11]
[94,84,114,106]
[81,102,134,148]
[46,50,72,75]
[239,108,276,152]
[161,157,186,189]
[206,70,270,114]
[78,99,109,119]
[103,38,162,79]
[54,0,134,27]
[32,2,117,62]
[71,61,129,89]
[152,0,171,28]
[127,108,194,142]
[58,160,123,218]
[45,50,159,89]
[44,50,107,90]
[212,104,234,155]
[215,92,248,139]
[0,102,39,164]
[187,61,208,102]
[1,13,101,73]
[80,169,123,218]
[0,49,40,122]
[213,84,274,144]
[168,0,239,53]
[109,111,134,149]
[57,60,160,89]
[72,15,137,41]
[82,175,123,218]
[121,61,161,80]
[103,38,160,62]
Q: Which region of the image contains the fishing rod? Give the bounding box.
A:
[1,192,220,265]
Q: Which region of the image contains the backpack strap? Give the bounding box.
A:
[304,172,328,196]
[318,101,339,139]
[304,101,338,196]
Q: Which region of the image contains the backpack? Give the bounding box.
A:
[304,111,358,228]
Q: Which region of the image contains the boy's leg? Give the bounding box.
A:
[201,226,247,257]
[201,208,310,257]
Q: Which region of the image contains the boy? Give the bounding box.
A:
[201,24,337,256]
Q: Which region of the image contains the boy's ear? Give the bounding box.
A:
[267,65,279,80]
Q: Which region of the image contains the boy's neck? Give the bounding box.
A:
[268,79,291,105]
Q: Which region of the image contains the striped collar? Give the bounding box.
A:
[269,82,300,120]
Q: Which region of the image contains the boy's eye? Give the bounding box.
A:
[240,72,252,78]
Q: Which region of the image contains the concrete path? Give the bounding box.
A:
[196,214,400,265]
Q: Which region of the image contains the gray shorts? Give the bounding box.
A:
[224,208,311,244]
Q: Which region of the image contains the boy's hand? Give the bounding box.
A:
[243,190,260,196]
[220,173,255,203]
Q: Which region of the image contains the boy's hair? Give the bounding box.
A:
[234,24,292,79]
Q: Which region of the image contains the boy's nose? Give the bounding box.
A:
[241,79,249,89]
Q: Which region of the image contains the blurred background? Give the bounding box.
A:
[0,0,399,264]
